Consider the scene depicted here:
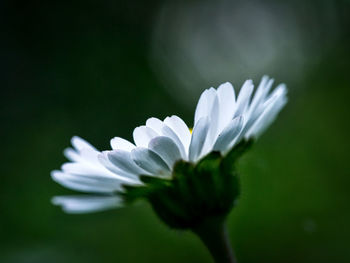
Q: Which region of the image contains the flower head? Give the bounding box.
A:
[52,76,287,217]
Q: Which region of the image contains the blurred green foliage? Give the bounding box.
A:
[1,0,349,262]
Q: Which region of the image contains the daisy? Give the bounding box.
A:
[52,75,287,214]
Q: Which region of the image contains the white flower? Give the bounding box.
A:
[52,75,287,213]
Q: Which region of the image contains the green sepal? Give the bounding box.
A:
[122,139,253,229]
[121,175,170,203]
[121,184,151,203]
[223,139,254,167]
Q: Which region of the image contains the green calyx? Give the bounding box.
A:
[122,139,253,230]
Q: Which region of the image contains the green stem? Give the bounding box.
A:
[193,217,236,263]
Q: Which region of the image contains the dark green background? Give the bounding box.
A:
[1,0,349,262]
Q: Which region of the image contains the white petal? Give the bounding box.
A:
[148,136,182,168]
[98,152,141,183]
[189,117,210,162]
[246,76,274,123]
[250,76,274,110]
[194,88,217,124]
[64,146,101,168]
[234,80,254,117]
[71,136,96,151]
[246,84,287,138]
[51,171,121,194]
[163,115,191,150]
[147,117,187,159]
[194,90,209,124]
[133,126,159,147]
[205,93,220,152]
[161,125,187,160]
[110,137,136,151]
[52,195,122,214]
[61,162,103,176]
[78,148,102,165]
[131,147,170,176]
[217,82,236,132]
[63,147,81,162]
[108,150,147,175]
[213,116,244,153]
[263,83,287,106]
[146,117,164,134]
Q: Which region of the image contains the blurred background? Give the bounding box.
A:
[1,0,349,262]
